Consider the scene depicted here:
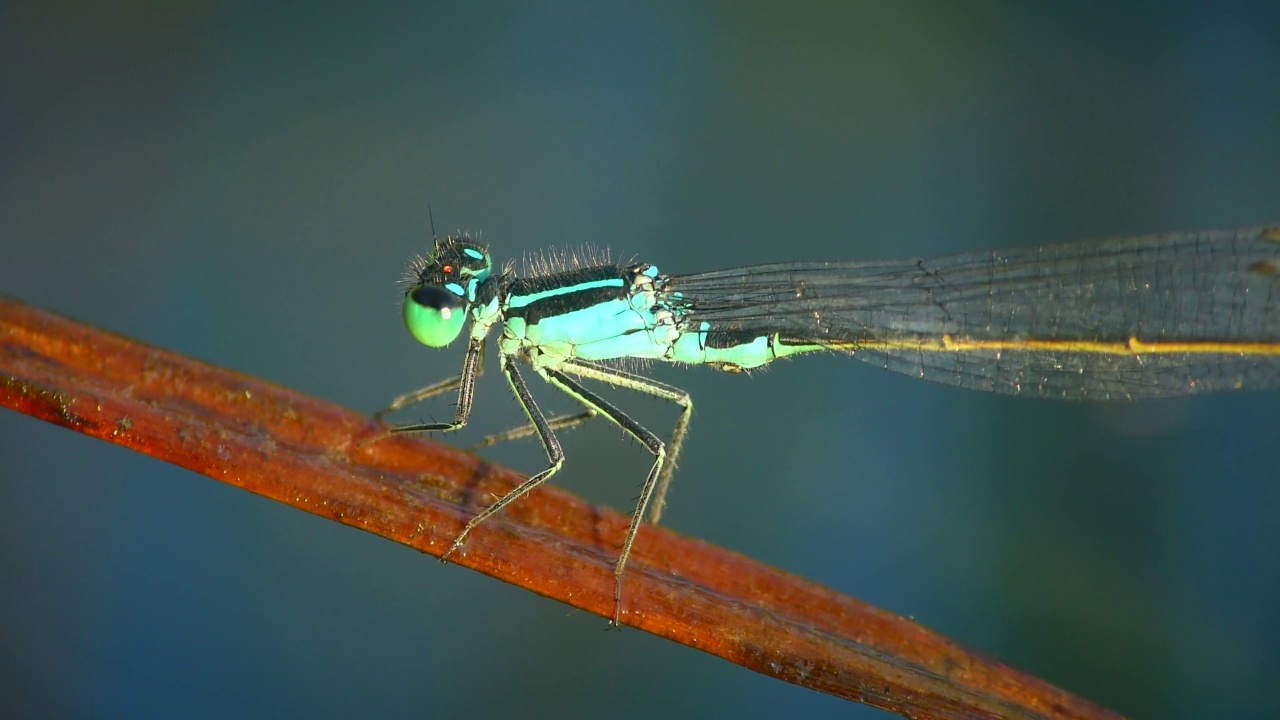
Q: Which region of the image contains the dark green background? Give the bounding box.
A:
[3,3,1279,718]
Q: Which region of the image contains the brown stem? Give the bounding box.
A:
[0,294,1122,720]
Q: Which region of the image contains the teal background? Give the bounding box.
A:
[3,3,1279,718]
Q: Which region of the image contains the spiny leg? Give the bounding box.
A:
[543,366,671,627]
[375,374,461,421]
[388,336,484,434]
[375,339,486,421]
[440,354,565,563]
[473,359,692,524]
[467,408,598,451]
[558,360,692,525]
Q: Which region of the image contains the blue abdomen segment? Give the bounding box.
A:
[667,323,827,369]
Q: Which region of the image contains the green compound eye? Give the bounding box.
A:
[403,285,467,347]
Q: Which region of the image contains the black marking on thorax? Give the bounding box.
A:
[504,265,633,326]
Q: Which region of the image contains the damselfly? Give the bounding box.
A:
[379,225,1280,625]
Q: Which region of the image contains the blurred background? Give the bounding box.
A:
[3,2,1279,718]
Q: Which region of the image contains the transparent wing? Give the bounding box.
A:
[667,226,1280,399]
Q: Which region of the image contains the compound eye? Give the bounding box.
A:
[402,284,467,347]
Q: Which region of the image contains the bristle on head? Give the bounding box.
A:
[401,232,487,289]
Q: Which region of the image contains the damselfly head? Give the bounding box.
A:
[407,233,492,289]
[401,233,492,348]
